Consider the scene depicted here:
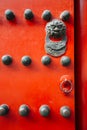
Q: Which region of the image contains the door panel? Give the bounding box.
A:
[0,0,75,130]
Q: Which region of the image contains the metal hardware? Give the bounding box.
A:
[24,9,34,20]
[0,104,9,116]
[45,19,67,57]
[39,105,50,117]
[60,10,70,21]
[2,55,12,65]
[41,55,51,65]
[19,104,30,116]
[21,56,32,66]
[42,10,52,21]
[60,75,73,94]
[5,9,15,20]
[60,56,71,66]
[60,106,71,118]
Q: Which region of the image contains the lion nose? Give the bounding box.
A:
[54,27,58,31]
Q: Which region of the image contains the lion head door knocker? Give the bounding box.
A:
[45,10,70,57]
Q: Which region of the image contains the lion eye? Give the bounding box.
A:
[58,25,62,28]
[51,25,55,29]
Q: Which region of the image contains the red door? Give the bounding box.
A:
[0,0,75,130]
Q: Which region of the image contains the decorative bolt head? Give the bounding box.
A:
[19,104,30,116]
[0,104,9,116]
[60,106,71,118]
[21,56,32,66]
[2,55,12,65]
[42,10,52,21]
[60,10,70,21]
[41,55,51,65]
[24,9,34,20]
[60,56,71,66]
[5,9,15,20]
[39,105,50,117]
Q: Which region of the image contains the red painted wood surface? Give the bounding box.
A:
[0,0,74,130]
[75,0,87,130]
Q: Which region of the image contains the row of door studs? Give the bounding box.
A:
[0,104,71,118]
[1,9,70,22]
[1,55,71,66]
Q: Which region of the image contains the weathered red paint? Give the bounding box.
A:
[0,0,74,130]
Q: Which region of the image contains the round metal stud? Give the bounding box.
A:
[19,104,30,116]
[60,106,71,118]
[60,10,70,21]
[0,104,9,116]
[42,10,52,21]
[21,56,32,66]
[39,105,50,117]
[60,56,71,66]
[2,55,12,65]
[41,55,51,65]
[5,9,15,20]
[24,9,34,20]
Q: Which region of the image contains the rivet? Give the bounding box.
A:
[42,10,52,21]
[24,9,34,20]
[60,106,71,118]
[39,105,50,117]
[21,56,32,66]
[60,56,71,66]
[41,55,51,65]
[5,9,15,20]
[0,104,9,116]
[19,104,30,116]
[60,10,70,21]
[2,55,12,65]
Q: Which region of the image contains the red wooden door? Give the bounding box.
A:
[0,0,75,130]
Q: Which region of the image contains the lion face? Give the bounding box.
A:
[45,19,66,39]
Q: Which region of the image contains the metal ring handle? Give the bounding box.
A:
[60,79,73,94]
